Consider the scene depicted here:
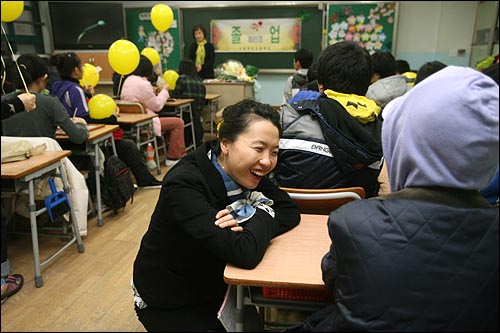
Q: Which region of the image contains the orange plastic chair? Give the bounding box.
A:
[279,186,365,215]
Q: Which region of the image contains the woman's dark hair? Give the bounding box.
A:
[49,52,81,80]
[214,99,281,155]
[131,55,154,78]
[316,41,373,96]
[192,24,207,39]
[414,61,447,86]
[178,59,198,77]
[11,54,49,89]
[371,51,396,78]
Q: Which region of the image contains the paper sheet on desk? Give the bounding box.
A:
[55,124,104,135]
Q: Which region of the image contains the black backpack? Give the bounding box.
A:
[101,155,134,214]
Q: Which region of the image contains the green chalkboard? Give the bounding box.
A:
[181,6,323,69]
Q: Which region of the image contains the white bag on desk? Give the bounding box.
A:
[1,140,46,163]
[1,136,89,237]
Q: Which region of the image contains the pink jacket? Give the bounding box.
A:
[120,75,169,136]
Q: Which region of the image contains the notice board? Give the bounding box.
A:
[181,6,323,69]
[125,7,182,70]
[327,2,397,54]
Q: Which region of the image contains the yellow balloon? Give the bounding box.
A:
[108,39,140,75]
[141,47,160,66]
[79,63,99,88]
[1,1,24,22]
[150,4,173,33]
[163,70,179,90]
[88,94,116,120]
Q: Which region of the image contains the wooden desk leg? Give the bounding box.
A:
[28,179,43,288]
[236,285,245,332]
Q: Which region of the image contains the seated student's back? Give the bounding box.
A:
[273,42,383,198]
[290,66,499,332]
[2,54,88,144]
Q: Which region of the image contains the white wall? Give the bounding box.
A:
[395,1,477,71]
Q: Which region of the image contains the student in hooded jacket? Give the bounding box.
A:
[294,66,499,332]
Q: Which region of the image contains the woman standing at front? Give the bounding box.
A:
[131,99,300,331]
[188,24,215,80]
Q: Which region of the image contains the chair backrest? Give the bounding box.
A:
[116,101,146,114]
[280,186,365,215]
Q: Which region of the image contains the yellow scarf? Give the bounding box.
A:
[196,40,207,66]
[324,89,381,124]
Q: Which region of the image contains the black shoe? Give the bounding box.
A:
[138,179,162,189]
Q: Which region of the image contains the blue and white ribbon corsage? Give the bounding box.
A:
[226,191,275,224]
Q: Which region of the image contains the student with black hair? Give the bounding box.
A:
[366,51,411,109]
[283,48,314,103]
[50,52,163,188]
[274,41,383,198]
[2,54,89,144]
[288,62,321,104]
[171,59,206,148]
[121,55,186,167]
[414,60,447,85]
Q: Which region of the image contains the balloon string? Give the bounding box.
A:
[1,23,30,94]
[117,75,124,98]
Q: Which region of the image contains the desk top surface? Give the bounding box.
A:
[56,124,118,141]
[116,113,157,124]
[1,150,71,179]
[224,214,330,289]
[205,93,221,100]
[165,98,194,107]
[204,80,253,86]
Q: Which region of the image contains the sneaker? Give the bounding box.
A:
[165,159,180,167]
[1,274,24,304]
[138,179,162,189]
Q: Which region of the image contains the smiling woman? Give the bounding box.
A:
[131,99,301,332]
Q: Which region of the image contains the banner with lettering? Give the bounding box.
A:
[211,18,301,53]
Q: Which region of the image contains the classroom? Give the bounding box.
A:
[1,1,499,332]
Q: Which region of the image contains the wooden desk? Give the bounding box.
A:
[116,113,161,175]
[1,151,85,288]
[224,214,330,331]
[165,98,196,152]
[56,124,118,227]
[204,81,254,110]
[205,93,221,139]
